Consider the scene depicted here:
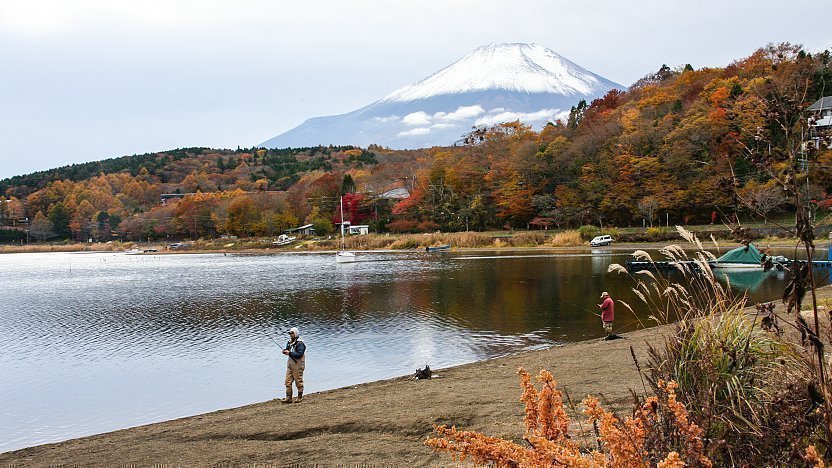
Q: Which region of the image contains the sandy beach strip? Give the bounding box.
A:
[2,321,674,465]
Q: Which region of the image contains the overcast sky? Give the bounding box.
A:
[0,0,829,179]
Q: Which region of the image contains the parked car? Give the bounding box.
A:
[590,235,613,247]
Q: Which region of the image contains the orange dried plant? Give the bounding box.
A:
[426,368,713,467]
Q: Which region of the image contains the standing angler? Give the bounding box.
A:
[598,292,614,338]
[282,327,306,403]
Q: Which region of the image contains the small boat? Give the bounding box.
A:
[272,234,297,246]
[426,244,451,252]
[335,197,357,263]
[124,248,142,255]
[336,251,356,263]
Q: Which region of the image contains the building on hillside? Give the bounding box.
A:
[284,224,316,236]
[160,193,189,205]
[335,222,369,235]
[808,96,832,149]
[348,225,369,235]
[378,180,411,199]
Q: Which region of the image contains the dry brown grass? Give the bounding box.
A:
[0,242,124,254]
[0,229,585,255]
[310,230,583,250]
[550,230,582,247]
[344,232,498,250]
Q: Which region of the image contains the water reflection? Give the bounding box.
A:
[0,248,824,452]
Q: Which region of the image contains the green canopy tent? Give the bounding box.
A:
[712,243,764,268]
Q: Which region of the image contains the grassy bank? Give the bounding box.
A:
[2,220,812,255]
[0,230,585,254]
[0,242,127,254]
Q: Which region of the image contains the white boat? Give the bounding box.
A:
[335,196,357,263]
[336,251,356,263]
[124,248,142,255]
[272,234,297,246]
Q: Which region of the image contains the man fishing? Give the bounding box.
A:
[598,292,614,337]
[282,327,306,403]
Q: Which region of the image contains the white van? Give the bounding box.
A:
[590,235,613,247]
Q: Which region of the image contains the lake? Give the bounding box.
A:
[0,247,822,452]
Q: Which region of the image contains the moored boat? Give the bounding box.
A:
[272,234,297,246]
[335,196,357,263]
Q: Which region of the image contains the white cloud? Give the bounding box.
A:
[434,105,484,121]
[475,108,563,127]
[397,127,431,137]
[402,111,431,126]
[400,105,485,129]
[430,122,456,129]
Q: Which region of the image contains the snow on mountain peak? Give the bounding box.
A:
[381,42,609,102]
[259,42,622,150]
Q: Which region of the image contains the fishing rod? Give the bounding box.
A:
[560,298,601,317]
[267,334,285,349]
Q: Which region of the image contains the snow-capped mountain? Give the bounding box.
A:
[259,43,623,149]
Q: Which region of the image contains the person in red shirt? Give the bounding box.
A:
[598,291,614,336]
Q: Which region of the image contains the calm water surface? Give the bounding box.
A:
[0,248,825,452]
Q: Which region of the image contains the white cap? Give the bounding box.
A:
[288,327,299,336]
[600,292,609,298]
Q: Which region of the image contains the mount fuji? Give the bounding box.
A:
[259,43,624,149]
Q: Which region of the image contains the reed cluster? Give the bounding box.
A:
[0,242,123,254]
[608,226,827,464]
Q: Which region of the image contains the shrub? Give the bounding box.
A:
[389,236,421,249]
[426,368,712,467]
[600,227,620,238]
[386,219,419,233]
[610,226,826,465]
[644,309,809,464]
[416,220,439,232]
[450,232,491,248]
[578,225,601,240]
[510,231,547,246]
[645,226,668,239]
[550,230,582,247]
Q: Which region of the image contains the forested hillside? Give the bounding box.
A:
[1,43,830,243]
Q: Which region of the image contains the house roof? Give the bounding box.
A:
[808,96,832,111]
[285,224,315,233]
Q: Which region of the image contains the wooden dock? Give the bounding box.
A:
[625,259,832,271]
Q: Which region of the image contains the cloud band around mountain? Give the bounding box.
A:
[394,105,568,137]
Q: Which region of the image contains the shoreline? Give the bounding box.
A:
[7,272,821,466]
[0,239,820,257]
[2,249,826,464]
[0,322,675,464]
